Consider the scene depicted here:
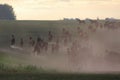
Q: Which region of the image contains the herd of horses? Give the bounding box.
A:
[10,19,120,56]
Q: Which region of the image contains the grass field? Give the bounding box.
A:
[1,73,120,80]
[0,20,80,47]
[1,20,120,79]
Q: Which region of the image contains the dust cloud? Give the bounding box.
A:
[28,28,120,73]
[1,21,120,73]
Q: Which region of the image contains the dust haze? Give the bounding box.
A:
[1,19,120,73]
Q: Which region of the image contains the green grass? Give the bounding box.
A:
[0,73,120,80]
[0,51,24,65]
[0,62,119,80]
[0,63,56,73]
[0,53,120,80]
[0,51,58,74]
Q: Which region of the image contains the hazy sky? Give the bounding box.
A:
[0,0,120,20]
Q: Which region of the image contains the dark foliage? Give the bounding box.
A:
[0,4,16,20]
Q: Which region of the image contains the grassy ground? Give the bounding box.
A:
[0,73,120,80]
[1,20,120,79]
[0,50,29,66]
[0,51,58,73]
[0,51,120,80]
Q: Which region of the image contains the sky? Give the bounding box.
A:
[0,0,120,20]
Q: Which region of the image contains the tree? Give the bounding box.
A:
[0,4,16,20]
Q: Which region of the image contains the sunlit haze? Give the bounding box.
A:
[0,0,120,20]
